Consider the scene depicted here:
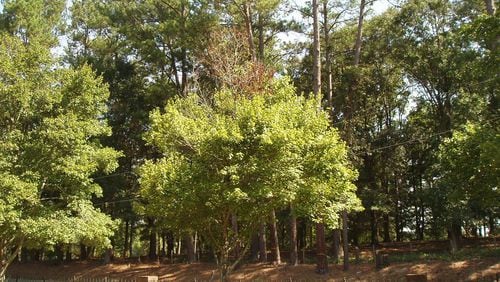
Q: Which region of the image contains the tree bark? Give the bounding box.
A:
[259,222,268,262]
[383,213,391,242]
[184,233,195,263]
[342,210,349,271]
[448,221,462,253]
[332,229,341,263]
[160,232,166,257]
[167,231,174,262]
[353,0,365,65]
[0,241,23,279]
[65,249,72,262]
[55,244,63,264]
[80,243,88,260]
[243,1,256,61]
[129,219,134,257]
[298,218,306,263]
[123,219,129,258]
[489,215,496,235]
[312,0,321,98]
[103,247,113,264]
[289,208,298,266]
[250,232,260,261]
[370,210,378,245]
[147,218,157,260]
[269,209,281,264]
[322,1,333,112]
[485,0,496,15]
[231,214,240,259]
[315,222,328,274]
[257,12,265,61]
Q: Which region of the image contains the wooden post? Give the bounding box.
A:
[138,276,159,282]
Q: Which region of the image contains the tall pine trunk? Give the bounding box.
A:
[148,218,157,260]
[312,0,321,99]
[289,208,298,266]
[332,229,341,263]
[269,209,281,264]
[243,1,256,61]
[322,1,333,112]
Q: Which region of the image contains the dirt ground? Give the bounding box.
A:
[8,239,500,281]
[7,258,500,281]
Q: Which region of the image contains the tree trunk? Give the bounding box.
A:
[55,244,63,264]
[0,241,23,279]
[370,210,378,245]
[315,222,328,274]
[395,178,402,242]
[289,208,298,266]
[257,12,265,61]
[180,3,189,96]
[322,1,333,112]
[80,244,87,260]
[448,221,462,253]
[243,1,256,61]
[332,229,341,263]
[231,214,240,259]
[269,209,281,264]
[342,210,349,271]
[489,215,496,235]
[298,218,306,263]
[181,47,188,96]
[148,219,157,260]
[129,220,134,257]
[160,232,166,257]
[485,0,496,15]
[65,249,72,262]
[103,247,113,264]
[250,232,260,261]
[259,222,267,262]
[353,0,365,65]
[123,219,129,258]
[167,232,174,262]
[312,0,321,98]
[383,213,391,242]
[184,234,195,263]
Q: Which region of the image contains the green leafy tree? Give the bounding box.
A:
[0,23,120,276]
[139,79,360,279]
[433,121,499,249]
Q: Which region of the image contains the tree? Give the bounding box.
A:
[435,121,499,246]
[139,78,360,280]
[0,29,120,277]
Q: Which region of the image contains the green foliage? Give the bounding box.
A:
[434,122,500,226]
[139,78,360,271]
[0,27,120,275]
[0,0,65,46]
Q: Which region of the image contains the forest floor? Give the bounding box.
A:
[7,238,500,281]
[7,259,500,281]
